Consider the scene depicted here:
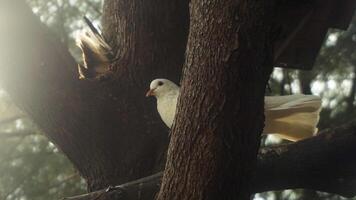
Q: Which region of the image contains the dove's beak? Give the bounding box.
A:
[146,89,155,97]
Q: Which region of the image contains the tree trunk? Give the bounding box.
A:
[279,69,287,95]
[299,70,313,95]
[3,1,356,200]
[157,1,274,200]
[0,0,188,191]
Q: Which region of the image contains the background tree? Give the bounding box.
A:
[0,93,85,200]
[0,0,354,200]
[0,0,188,194]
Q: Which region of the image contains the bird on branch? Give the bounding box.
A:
[76,16,115,80]
[146,79,322,141]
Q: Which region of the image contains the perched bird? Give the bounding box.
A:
[146,78,322,141]
[76,16,114,80]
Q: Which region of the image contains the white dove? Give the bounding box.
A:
[146,78,322,141]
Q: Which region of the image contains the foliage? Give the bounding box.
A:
[0,0,354,199]
[0,94,86,200]
[260,13,356,200]
[0,0,103,199]
[26,0,103,60]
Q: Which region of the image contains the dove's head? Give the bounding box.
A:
[146,79,179,98]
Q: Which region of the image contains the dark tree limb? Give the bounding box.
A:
[273,0,356,70]
[1,0,356,199]
[62,173,163,200]
[0,0,188,191]
[254,120,356,198]
[63,120,356,200]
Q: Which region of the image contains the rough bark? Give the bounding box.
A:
[0,0,188,191]
[157,1,275,200]
[101,0,188,85]
[255,120,356,198]
[2,1,356,200]
[64,120,356,199]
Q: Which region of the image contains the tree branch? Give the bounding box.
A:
[0,1,185,190]
[63,120,356,199]
[254,120,356,197]
[0,131,35,138]
[0,115,26,127]
[62,173,162,200]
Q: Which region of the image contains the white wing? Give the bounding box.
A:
[264,94,321,141]
[157,91,179,128]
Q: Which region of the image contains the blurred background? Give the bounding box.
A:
[0,0,354,199]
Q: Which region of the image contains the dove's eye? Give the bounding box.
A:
[158,81,163,86]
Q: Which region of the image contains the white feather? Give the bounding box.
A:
[157,91,178,127]
[264,94,321,141]
[76,30,112,65]
[148,79,322,141]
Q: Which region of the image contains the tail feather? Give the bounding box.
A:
[264,94,321,141]
[76,30,112,69]
[76,16,113,79]
[83,16,102,37]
